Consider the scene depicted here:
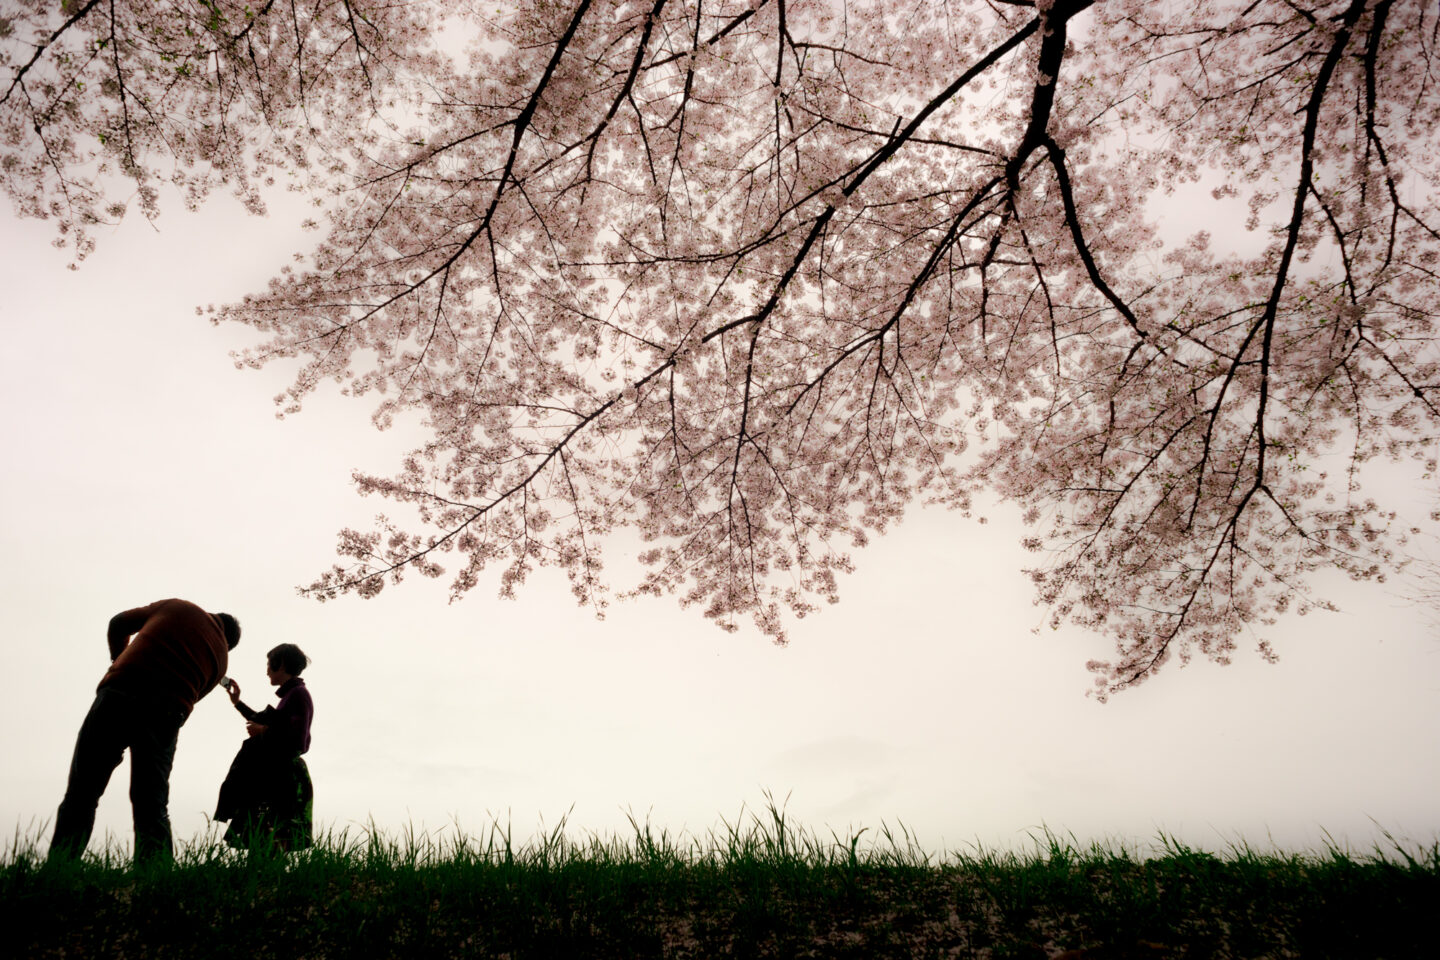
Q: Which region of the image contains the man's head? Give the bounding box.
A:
[216,613,241,650]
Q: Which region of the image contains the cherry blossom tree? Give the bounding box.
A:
[0,0,434,263]
[5,0,1437,697]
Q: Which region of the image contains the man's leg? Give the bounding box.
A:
[50,689,130,861]
[129,703,183,865]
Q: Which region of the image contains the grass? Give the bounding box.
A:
[3,802,1436,959]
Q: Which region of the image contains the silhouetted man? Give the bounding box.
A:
[50,599,241,864]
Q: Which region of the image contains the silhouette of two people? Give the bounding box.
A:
[49,599,314,864]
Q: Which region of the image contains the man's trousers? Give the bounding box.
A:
[51,685,186,864]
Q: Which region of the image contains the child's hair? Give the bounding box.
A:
[267,643,311,676]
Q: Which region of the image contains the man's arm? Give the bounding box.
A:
[106,605,152,661]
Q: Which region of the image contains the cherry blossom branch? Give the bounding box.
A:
[0,0,102,106]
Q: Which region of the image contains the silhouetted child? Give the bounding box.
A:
[214,643,314,852]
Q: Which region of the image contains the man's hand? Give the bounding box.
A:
[226,680,241,705]
[245,722,267,738]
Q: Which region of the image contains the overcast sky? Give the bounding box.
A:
[2,182,1438,863]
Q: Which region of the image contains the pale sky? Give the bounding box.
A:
[2,187,1437,862]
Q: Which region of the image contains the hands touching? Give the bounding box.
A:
[224,678,267,737]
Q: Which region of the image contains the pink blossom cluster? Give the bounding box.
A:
[6,0,1437,696]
